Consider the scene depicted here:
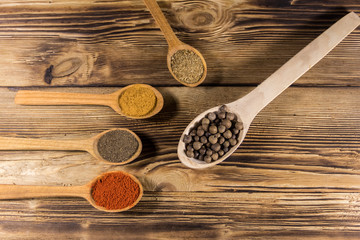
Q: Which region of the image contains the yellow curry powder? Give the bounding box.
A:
[119,85,157,117]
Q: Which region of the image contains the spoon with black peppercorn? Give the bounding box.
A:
[0,171,143,213]
[143,0,207,87]
[0,128,142,165]
[178,12,360,169]
[15,84,164,119]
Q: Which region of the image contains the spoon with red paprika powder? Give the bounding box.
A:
[0,128,142,165]
[0,171,143,212]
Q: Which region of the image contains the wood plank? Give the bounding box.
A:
[0,86,359,238]
[0,1,359,86]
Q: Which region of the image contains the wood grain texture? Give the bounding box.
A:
[0,86,359,238]
[0,0,360,239]
[0,0,359,86]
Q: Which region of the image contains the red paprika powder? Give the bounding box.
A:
[91,171,141,210]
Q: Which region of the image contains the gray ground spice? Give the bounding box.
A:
[97,130,139,163]
[170,49,204,84]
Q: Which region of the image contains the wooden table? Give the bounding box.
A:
[0,1,359,239]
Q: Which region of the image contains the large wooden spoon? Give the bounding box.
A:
[178,12,360,169]
[143,0,207,87]
[15,84,164,119]
[0,171,143,213]
[0,128,142,165]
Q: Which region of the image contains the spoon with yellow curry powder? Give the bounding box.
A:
[15,84,164,119]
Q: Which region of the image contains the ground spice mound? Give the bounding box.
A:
[97,130,139,163]
[119,85,157,117]
[170,49,204,84]
[91,172,141,210]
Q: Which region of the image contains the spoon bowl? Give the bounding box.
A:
[167,43,207,87]
[86,171,143,212]
[15,84,164,119]
[90,128,143,165]
[178,12,360,169]
[143,0,207,87]
[0,171,143,213]
[0,128,142,165]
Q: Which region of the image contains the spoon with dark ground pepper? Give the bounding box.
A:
[0,171,143,213]
[143,0,207,87]
[178,12,360,169]
[0,128,142,165]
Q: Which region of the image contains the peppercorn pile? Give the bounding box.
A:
[182,105,243,163]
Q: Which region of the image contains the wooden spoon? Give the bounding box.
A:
[15,84,164,119]
[0,171,143,213]
[0,128,142,165]
[178,12,360,169]
[143,0,207,87]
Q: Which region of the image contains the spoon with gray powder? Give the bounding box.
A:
[178,12,360,169]
[0,128,142,165]
[143,0,207,87]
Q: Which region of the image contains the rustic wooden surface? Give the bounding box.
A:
[0,0,359,239]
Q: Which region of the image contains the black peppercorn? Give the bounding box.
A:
[200,136,207,144]
[208,135,217,144]
[209,125,217,134]
[211,143,221,152]
[202,118,210,125]
[193,141,202,150]
[183,135,192,143]
[222,119,232,129]
[211,153,219,161]
[207,112,216,121]
[217,111,226,119]
[223,130,232,139]
[187,145,193,151]
[218,125,226,133]
[229,138,237,146]
[235,122,243,130]
[204,155,212,163]
[220,105,229,112]
[197,129,205,136]
[186,150,194,158]
[218,150,224,157]
[226,112,235,121]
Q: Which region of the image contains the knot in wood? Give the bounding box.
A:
[170,2,234,36]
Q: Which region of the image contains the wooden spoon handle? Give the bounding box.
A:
[0,184,87,199]
[0,136,92,151]
[15,90,114,107]
[233,12,360,124]
[143,0,181,48]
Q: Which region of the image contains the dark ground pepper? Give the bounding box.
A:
[97,130,139,163]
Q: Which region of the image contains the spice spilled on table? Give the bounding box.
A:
[91,171,141,210]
